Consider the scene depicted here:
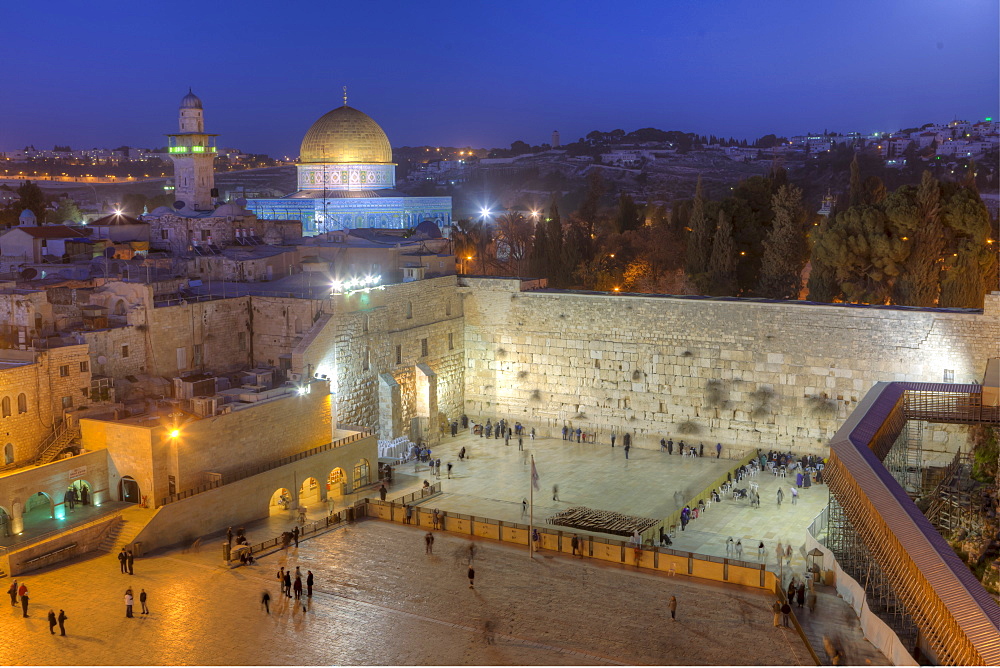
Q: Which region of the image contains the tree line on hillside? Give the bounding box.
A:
[453,157,998,309]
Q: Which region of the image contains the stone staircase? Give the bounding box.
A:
[97,506,158,554]
[34,424,81,466]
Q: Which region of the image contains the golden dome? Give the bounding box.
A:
[299,105,393,164]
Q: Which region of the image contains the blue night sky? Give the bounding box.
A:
[1,0,996,156]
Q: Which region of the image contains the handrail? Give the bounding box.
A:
[160,429,373,507]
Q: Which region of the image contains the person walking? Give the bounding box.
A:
[775,542,784,565]
[379,483,388,501]
[725,537,734,555]
[521,498,527,516]
[623,432,631,450]
[7,579,16,606]
[758,541,765,560]
[530,427,535,440]
[776,487,784,506]
[261,591,271,614]
[796,582,806,608]
[780,601,791,627]
[791,487,798,505]
[124,589,134,618]
[19,582,29,617]
[668,595,677,621]
[772,599,782,627]
[518,435,523,450]
[126,550,134,575]
[48,609,57,634]
[552,485,559,502]
[425,531,435,554]
[307,571,314,597]
[292,525,300,548]
[716,442,722,459]
[447,462,453,478]
[468,565,475,589]
[57,609,67,636]
[785,544,793,566]
[735,540,743,558]
[404,504,413,525]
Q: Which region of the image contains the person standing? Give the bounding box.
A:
[624,442,631,459]
[283,571,292,598]
[735,540,743,558]
[780,601,791,627]
[552,485,559,502]
[404,504,413,525]
[379,483,387,501]
[261,591,271,614]
[776,487,784,506]
[118,548,127,574]
[227,526,233,546]
[610,431,616,448]
[791,487,798,505]
[306,571,314,597]
[124,589,134,618]
[126,550,134,575]
[772,599,782,627]
[518,435,523,451]
[699,442,704,458]
[571,535,579,556]
[447,462,453,478]
[530,427,535,440]
[576,427,581,443]
[668,595,677,621]
[293,574,303,600]
[425,531,435,554]
[561,426,568,440]
[623,432,631,450]
[796,582,806,608]
[140,589,149,614]
[48,609,57,634]
[521,498,527,516]
[292,526,300,548]
[7,579,17,606]
[19,582,29,617]
[716,442,722,459]
[467,565,475,589]
[57,609,67,636]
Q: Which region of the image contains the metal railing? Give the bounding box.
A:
[388,483,442,507]
[239,509,354,559]
[159,429,373,507]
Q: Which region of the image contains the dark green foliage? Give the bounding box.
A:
[707,210,736,296]
[757,185,808,299]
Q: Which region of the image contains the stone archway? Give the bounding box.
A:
[0,505,11,537]
[269,488,291,515]
[118,476,140,504]
[327,468,347,499]
[299,477,321,506]
[23,491,54,528]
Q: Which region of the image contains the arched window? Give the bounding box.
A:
[16,393,27,414]
[1,397,10,418]
[3,443,12,465]
[446,300,452,317]
[406,301,413,319]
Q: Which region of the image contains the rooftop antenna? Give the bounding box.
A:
[343,85,348,107]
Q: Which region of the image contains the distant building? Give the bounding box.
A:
[247,93,452,237]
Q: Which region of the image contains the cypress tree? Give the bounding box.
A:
[685,176,712,279]
[707,210,736,296]
[545,201,564,286]
[757,185,808,299]
[848,155,863,207]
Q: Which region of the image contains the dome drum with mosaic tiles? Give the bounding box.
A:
[297,104,396,191]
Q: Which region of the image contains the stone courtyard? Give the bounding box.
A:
[3,521,813,666]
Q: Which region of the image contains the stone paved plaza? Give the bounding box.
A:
[3,521,813,666]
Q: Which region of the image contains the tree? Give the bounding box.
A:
[46,198,82,224]
[16,180,46,221]
[757,185,808,299]
[545,201,565,286]
[707,210,736,296]
[528,217,550,279]
[848,155,863,207]
[495,212,533,276]
[889,172,944,306]
[685,176,712,279]
[614,192,641,234]
[452,219,494,275]
[577,169,604,236]
[939,186,997,307]
[121,193,148,216]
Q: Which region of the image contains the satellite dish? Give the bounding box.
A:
[173,200,186,210]
[97,355,108,365]
[20,268,37,280]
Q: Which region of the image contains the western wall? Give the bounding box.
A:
[458,278,1000,459]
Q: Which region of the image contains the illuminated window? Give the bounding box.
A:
[17,393,27,414]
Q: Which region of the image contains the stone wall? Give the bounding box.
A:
[328,276,465,438]
[147,298,252,377]
[461,280,1000,454]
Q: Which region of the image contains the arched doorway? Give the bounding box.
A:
[70,479,93,506]
[269,488,291,515]
[23,492,53,527]
[299,477,321,505]
[353,459,371,491]
[118,476,140,504]
[327,468,346,498]
[0,506,11,537]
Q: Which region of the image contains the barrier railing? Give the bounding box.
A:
[160,429,373,507]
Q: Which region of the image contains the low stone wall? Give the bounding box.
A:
[3,512,120,576]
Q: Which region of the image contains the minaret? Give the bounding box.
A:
[551,130,560,148]
[167,89,217,210]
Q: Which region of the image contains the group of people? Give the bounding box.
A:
[117,548,136,575]
[270,565,315,605]
[9,579,72,633]
[227,526,256,565]
[123,587,149,617]
[62,485,90,511]
[562,425,593,443]
[474,417,530,441]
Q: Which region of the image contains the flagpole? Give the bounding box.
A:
[529,454,534,559]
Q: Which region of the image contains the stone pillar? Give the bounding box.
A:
[415,363,439,446]
[378,373,402,439]
[11,500,23,535]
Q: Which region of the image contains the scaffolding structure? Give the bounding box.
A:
[884,419,924,498]
[826,497,919,650]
